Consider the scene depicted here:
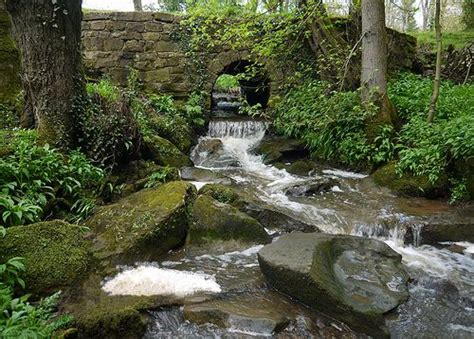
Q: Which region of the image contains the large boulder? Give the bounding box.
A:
[86,181,196,263]
[274,159,321,176]
[258,233,409,337]
[0,220,90,296]
[190,195,271,244]
[254,137,308,165]
[143,135,193,168]
[372,162,448,198]
[148,114,196,154]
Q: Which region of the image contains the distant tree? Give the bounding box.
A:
[6,0,84,148]
[361,0,395,132]
[427,0,442,123]
[420,0,432,30]
[134,0,143,11]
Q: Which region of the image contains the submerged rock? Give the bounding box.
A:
[258,233,409,337]
[143,135,193,168]
[86,181,196,263]
[372,162,448,198]
[180,167,233,185]
[0,220,90,296]
[254,137,308,165]
[190,195,271,244]
[284,177,338,196]
[183,298,290,334]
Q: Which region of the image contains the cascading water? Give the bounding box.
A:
[108,119,473,337]
[189,119,474,337]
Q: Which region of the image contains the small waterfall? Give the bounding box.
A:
[208,120,268,139]
[411,224,424,247]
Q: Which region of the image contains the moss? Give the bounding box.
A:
[148,115,195,153]
[143,135,193,168]
[0,220,91,296]
[199,184,239,204]
[372,162,448,198]
[190,195,271,244]
[0,8,20,104]
[86,181,197,264]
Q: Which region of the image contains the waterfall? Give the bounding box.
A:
[208,120,269,139]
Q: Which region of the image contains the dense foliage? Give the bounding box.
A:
[0,255,72,337]
[275,73,473,201]
[0,131,105,226]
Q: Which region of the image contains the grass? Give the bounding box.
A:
[409,30,474,50]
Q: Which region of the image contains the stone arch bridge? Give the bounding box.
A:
[0,9,416,107]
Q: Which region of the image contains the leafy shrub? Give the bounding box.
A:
[76,79,141,169]
[214,74,240,92]
[0,255,72,337]
[0,131,105,226]
[144,166,176,188]
[183,92,206,127]
[148,94,177,114]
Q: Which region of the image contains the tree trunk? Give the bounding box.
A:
[421,0,431,30]
[427,0,442,123]
[361,0,395,133]
[133,0,143,11]
[6,0,84,148]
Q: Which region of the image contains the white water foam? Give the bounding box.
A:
[322,169,368,179]
[102,265,221,297]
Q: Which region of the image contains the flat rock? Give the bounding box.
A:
[254,137,308,165]
[180,167,233,185]
[284,177,338,196]
[86,181,196,263]
[258,233,409,337]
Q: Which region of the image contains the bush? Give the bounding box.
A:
[274,75,474,201]
[0,255,72,337]
[76,80,141,169]
[214,74,240,92]
[0,131,105,226]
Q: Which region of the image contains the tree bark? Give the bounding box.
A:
[133,0,143,11]
[6,0,84,148]
[427,0,442,123]
[361,0,395,133]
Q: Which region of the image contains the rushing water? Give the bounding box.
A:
[109,119,474,337]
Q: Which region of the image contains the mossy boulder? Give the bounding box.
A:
[190,195,271,244]
[0,7,20,104]
[199,183,240,204]
[258,233,409,337]
[274,159,321,176]
[254,137,308,165]
[143,135,193,168]
[86,181,196,263]
[0,220,91,296]
[148,115,195,153]
[372,162,448,198]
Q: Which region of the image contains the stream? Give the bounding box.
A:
[115,119,473,338]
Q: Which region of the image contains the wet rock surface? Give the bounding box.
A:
[254,137,308,165]
[190,195,271,244]
[180,166,233,185]
[258,232,410,337]
[192,138,239,167]
[283,177,339,196]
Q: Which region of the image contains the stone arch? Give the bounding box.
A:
[206,50,272,111]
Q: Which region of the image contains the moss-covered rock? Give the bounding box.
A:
[190,195,271,244]
[86,181,196,263]
[180,167,233,185]
[0,8,20,104]
[372,162,448,198]
[148,115,195,154]
[258,233,409,337]
[143,135,193,168]
[254,137,308,165]
[199,183,240,204]
[274,159,321,176]
[0,220,91,296]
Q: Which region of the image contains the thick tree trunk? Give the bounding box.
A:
[361,0,394,130]
[133,0,143,11]
[427,0,442,123]
[6,0,84,148]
